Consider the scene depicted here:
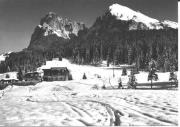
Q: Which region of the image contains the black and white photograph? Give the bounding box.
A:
[0,0,178,126]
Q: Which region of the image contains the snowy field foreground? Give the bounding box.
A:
[0,59,178,126]
[0,81,178,126]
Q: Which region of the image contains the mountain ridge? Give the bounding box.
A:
[28,4,178,50]
[109,3,177,30]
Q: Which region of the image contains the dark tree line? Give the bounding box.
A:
[69,28,177,72]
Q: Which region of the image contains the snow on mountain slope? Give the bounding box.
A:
[162,20,178,29]
[109,3,177,29]
[0,52,12,62]
[0,54,6,62]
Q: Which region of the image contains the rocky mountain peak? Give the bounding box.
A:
[37,12,85,39]
[28,12,86,50]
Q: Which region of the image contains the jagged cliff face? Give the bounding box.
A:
[28,12,85,50]
[39,12,85,38]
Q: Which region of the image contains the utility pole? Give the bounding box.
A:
[113,53,115,78]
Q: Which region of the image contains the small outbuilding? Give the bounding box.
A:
[37,58,72,81]
[43,67,69,81]
[24,72,42,81]
[0,72,18,83]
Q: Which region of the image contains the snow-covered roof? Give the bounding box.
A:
[37,59,69,71]
[0,72,18,80]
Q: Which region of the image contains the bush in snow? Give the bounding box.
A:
[169,72,177,81]
[5,74,10,78]
[82,73,87,79]
[102,85,106,89]
[91,84,99,90]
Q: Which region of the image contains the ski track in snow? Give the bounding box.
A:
[0,82,178,126]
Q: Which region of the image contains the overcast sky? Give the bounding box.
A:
[0,0,177,54]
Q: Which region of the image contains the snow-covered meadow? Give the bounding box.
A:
[0,59,178,126]
[45,59,177,88]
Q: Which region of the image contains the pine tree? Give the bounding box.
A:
[85,48,90,64]
[148,59,158,88]
[18,67,23,81]
[114,46,121,65]
[128,46,133,65]
[106,48,111,67]
[95,47,100,64]
[100,42,103,62]
[157,55,164,72]
[164,57,170,72]
[82,73,87,79]
[127,70,137,89]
